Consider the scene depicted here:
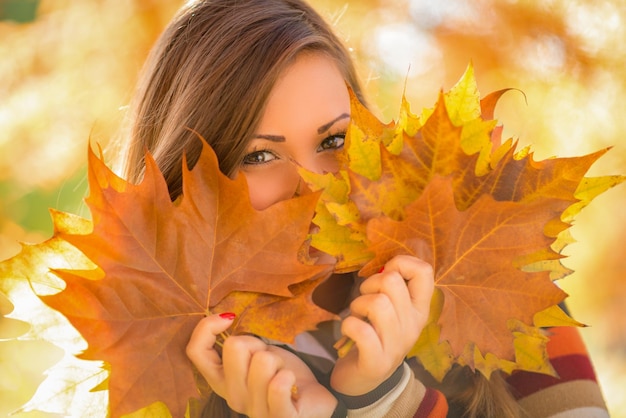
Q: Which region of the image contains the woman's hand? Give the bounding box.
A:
[186,315,338,418]
[330,255,434,396]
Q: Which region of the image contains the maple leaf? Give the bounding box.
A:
[305,63,626,379]
[5,62,624,416]
[0,292,30,339]
[360,176,568,359]
[0,292,57,416]
[0,215,107,417]
[41,142,335,417]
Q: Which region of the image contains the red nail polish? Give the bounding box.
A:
[219,312,236,320]
[378,266,385,273]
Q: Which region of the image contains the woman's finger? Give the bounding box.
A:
[359,269,411,320]
[266,367,298,417]
[221,335,268,411]
[247,349,285,416]
[340,313,382,358]
[267,346,338,417]
[367,255,434,314]
[186,314,235,393]
[349,292,397,336]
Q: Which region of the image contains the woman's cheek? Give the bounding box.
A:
[244,165,300,210]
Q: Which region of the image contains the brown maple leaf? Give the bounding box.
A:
[360,176,568,359]
[42,143,335,417]
[305,64,625,379]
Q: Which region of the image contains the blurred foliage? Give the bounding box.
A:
[0,0,625,416]
[0,0,40,23]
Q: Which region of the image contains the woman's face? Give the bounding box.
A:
[240,53,351,210]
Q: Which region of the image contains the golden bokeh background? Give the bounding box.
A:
[1,0,625,416]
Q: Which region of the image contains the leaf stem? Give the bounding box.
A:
[214,331,230,355]
[334,335,355,358]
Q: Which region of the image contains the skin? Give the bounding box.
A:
[241,52,351,211]
[186,52,434,417]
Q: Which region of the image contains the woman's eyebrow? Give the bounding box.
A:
[254,113,350,141]
[317,113,350,134]
[255,134,285,142]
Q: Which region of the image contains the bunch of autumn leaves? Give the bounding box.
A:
[1,65,623,417]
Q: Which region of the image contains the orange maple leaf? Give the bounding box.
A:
[42,143,335,417]
[360,176,568,359]
[305,64,625,378]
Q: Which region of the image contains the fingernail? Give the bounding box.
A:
[378,266,385,273]
[219,312,236,320]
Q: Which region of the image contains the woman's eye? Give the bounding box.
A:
[318,133,346,151]
[242,150,277,165]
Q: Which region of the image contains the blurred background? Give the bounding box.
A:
[1,0,624,416]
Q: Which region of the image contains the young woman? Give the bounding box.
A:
[119,0,609,417]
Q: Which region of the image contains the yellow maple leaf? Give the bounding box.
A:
[305,63,625,379]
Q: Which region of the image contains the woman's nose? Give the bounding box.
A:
[289,157,327,197]
[249,156,332,210]
[292,177,313,197]
[295,154,338,176]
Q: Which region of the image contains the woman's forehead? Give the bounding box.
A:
[258,53,350,133]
